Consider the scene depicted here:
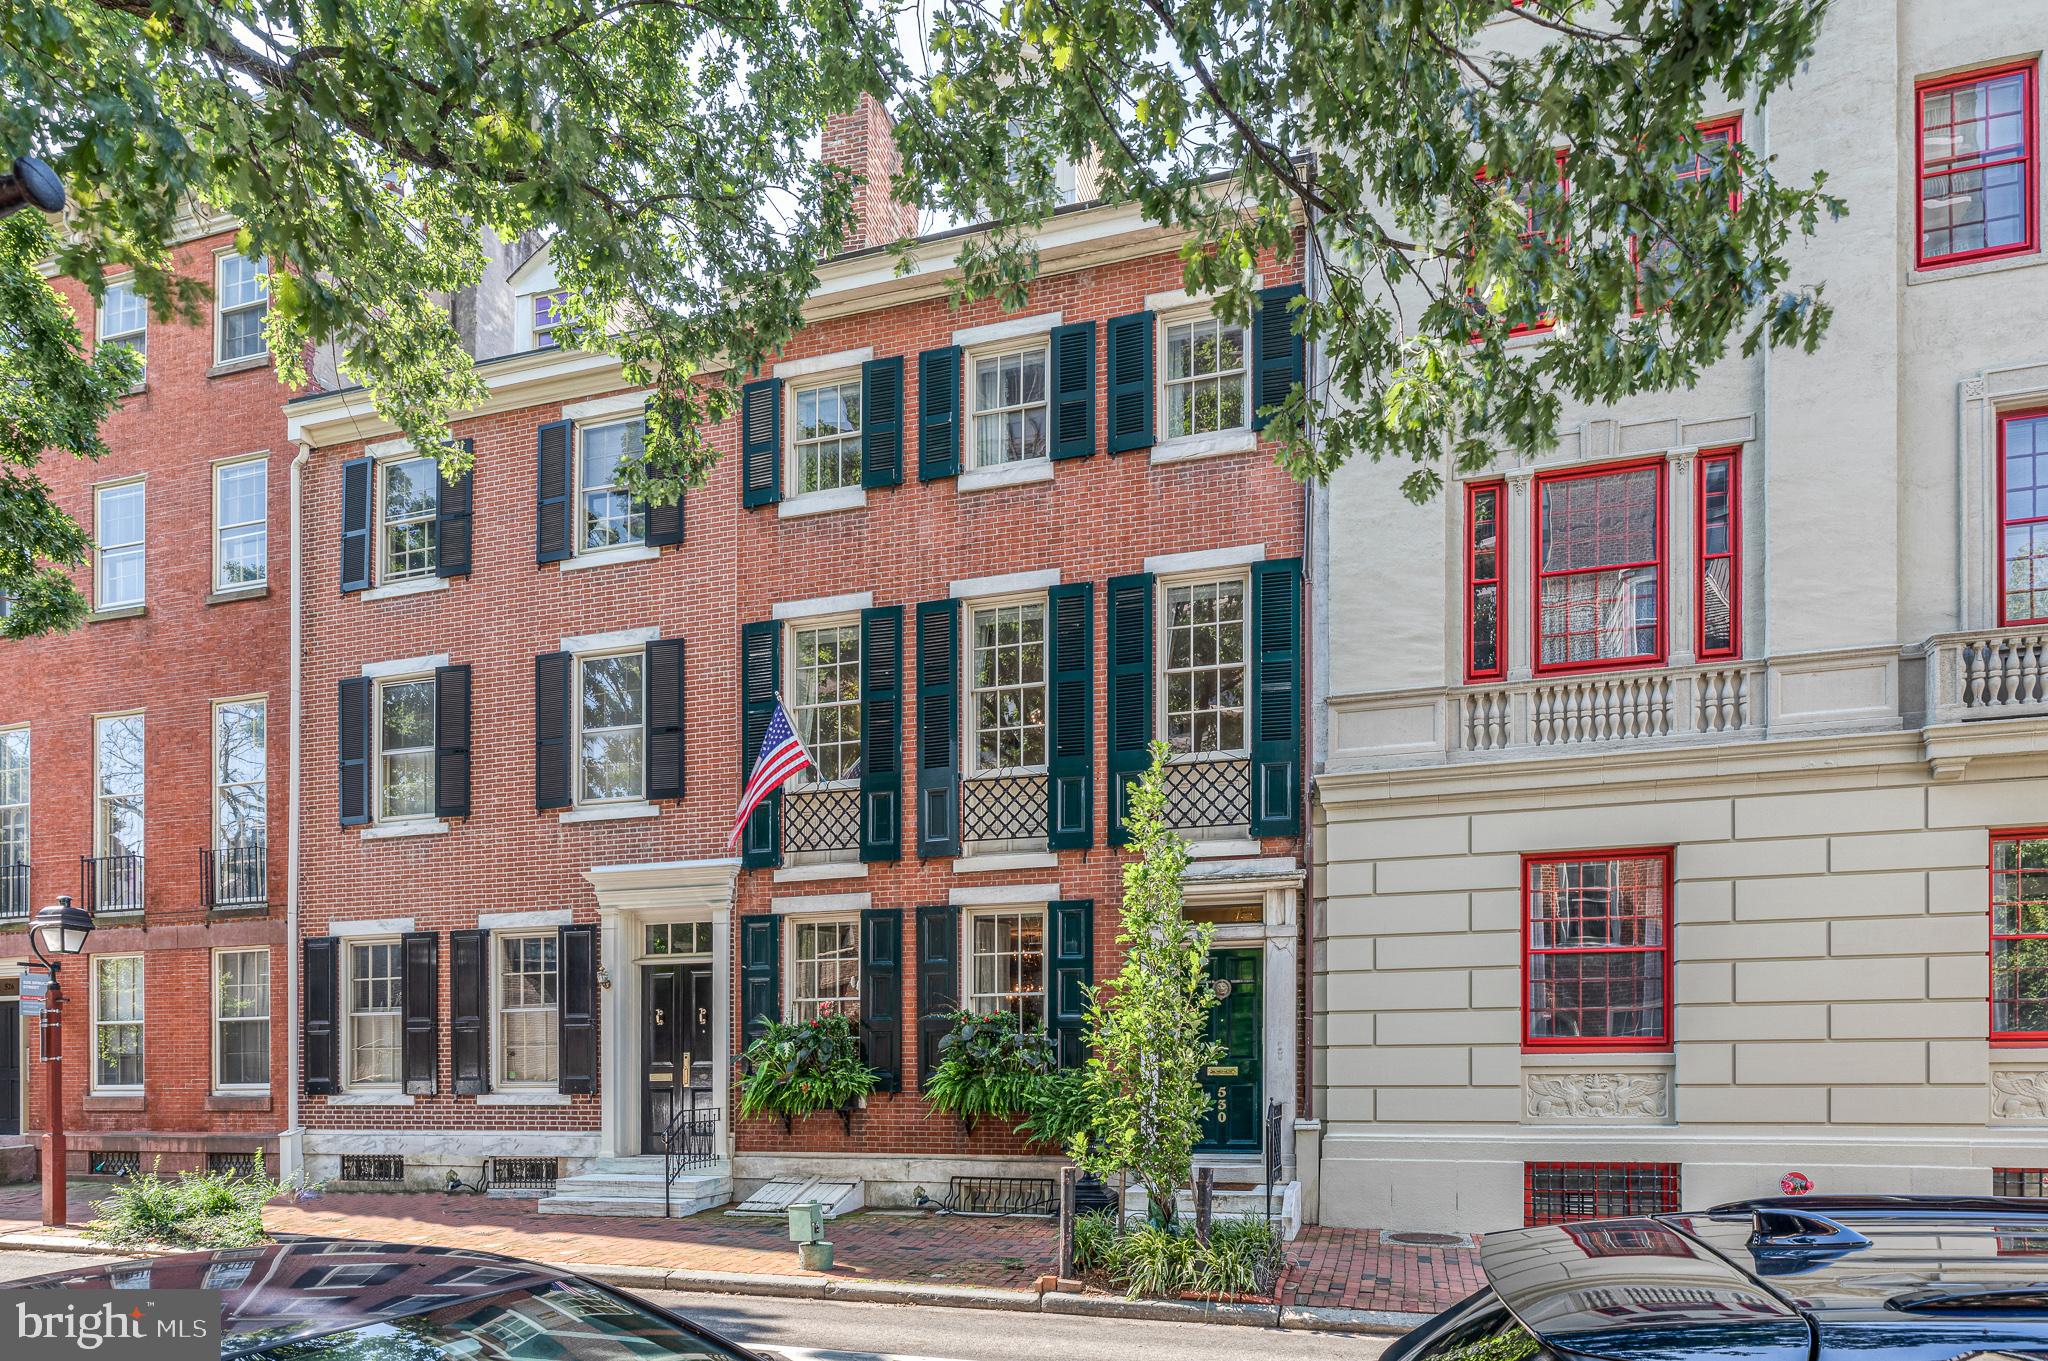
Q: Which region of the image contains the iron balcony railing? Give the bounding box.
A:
[1159,756,1253,835]
[961,772,1049,850]
[0,862,28,921]
[81,853,144,915]
[202,843,267,909]
[781,786,859,856]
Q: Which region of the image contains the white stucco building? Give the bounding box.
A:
[1310,0,2048,1232]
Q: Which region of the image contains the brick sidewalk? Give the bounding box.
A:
[0,1183,1479,1315]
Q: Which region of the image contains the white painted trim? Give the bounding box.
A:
[561,389,654,422]
[366,435,415,460]
[771,891,873,916]
[773,861,869,884]
[774,347,874,380]
[1144,543,1269,577]
[329,917,415,938]
[476,1091,573,1107]
[949,882,1062,906]
[361,819,449,841]
[1186,837,1264,860]
[950,568,1060,600]
[559,543,660,572]
[1149,429,1259,466]
[361,577,449,604]
[778,486,868,520]
[479,909,573,931]
[360,652,449,679]
[1143,276,1262,313]
[957,460,1053,495]
[953,312,1062,348]
[559,801,660,825]
[560,626,658,654]
[327,1092,415,1107]
[773,591,875,622]
[951,851,1060,875]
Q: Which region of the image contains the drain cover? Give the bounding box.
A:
[1385,1231,1472,1247]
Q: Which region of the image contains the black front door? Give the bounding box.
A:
[641,964,712,1154]
[0,1002,17,1136]
[1197,948,1262,1152]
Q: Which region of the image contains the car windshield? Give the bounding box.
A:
[242,1280,750,1361]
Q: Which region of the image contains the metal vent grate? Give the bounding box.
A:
[487,1157,559,1193]
[340,1154,405,1185]
[207,1152,264,1177]
[1524,1161,1680,1226]
[89,1150,141,1177]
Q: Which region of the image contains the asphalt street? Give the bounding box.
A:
[0,1250,1392,1361]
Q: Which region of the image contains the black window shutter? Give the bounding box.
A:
[740,914,780,1047]
[1049,899,1094,1069]
[1104,573,1155,845]
[1046,583,1094,849]
[917,346,961,481]
[1250,557,1304,836]
[643,403,686,546]
[339,457,372,592]
[434,664,471,820]
[859,907,904,1092]
[303,936,339,1095]
[402,931,439,1095]
[1252,284,1306,432]
[536,420,573,563]
[644,638,686,801]
[914,600,961,858]
[740,378,783,507]
[436,440,475,578]
[1050,322,1097,460]
[861,357,905,489]
[738,621,781,868]
[534,651,573,810]
[557,923,598,1094]
[1106,311,1155,453]
[450,929,490,1094]
[338,676,372,826]
[859,605,903,861]
[914,904,960,1088]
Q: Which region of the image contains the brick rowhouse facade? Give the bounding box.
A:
[0,214,296,1178]
[287,115,1312,1203]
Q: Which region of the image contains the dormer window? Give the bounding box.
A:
[533,291,568,348]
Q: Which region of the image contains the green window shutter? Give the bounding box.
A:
[338,676,371,826]
[1106,311,1154,453]
[739,620,782,868]
[741,378,783,507]
[1046,582,1094,849]
[914,600,962,858]
[861,356,905,489]
[914,905,960,1088]
[859,907,904,1092]
[1049,899,1094,1069]
[302,936,340,1095]
[534,651,573,811]
[1050,321,1096,460]
[339,457,372,591]
[644,638,687,801]
[1104,573,1155,845]
[1250,557,1303,837]
[436,439,475,577]
[740,915,780,1046]
[1251,284,1305,432]
[917,346,961,481]
[535,419,573,563]
[557,923,598,1094]
[860,605,904,861]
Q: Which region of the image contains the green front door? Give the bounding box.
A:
[1197,948,1262,1152]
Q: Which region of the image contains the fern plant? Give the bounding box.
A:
[1017,1066,1096,1150]
[736,1013,878,1121]
[923,1010,1055,1127]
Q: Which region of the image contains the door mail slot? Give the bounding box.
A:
[647,1072,673,1084]
[1205,1065,1240,1077]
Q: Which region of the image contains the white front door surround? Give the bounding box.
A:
[1182,855,1303,1172]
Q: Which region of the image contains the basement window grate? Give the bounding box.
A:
[207,1152,264,1178]
[487,1157,559,1193]
[1996,1169,2048,1198]
[89,1151,141,1177]
[1524,1161,1680,1227]
[340,1154,406,1185]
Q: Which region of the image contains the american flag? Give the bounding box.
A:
[727,699,810,849]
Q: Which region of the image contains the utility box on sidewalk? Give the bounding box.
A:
[787,1201,824,1243]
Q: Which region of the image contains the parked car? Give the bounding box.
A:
[1389,1196,2048,1361]
[12,1239,762,1360]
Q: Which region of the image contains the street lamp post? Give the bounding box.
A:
[28,895,95,1228]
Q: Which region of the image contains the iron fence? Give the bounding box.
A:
[962,773,1048,847]
[81,854,144,915]
[664,1100,721,1217]
[782,787,859,855]
[203,844,267,909]
[340,1154,406,1185]
[0,862,28,921]
[1160,756,1252,834]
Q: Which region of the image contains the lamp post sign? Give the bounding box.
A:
[19,969,49,1019]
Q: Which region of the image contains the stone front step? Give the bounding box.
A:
[538,1157,732,1218]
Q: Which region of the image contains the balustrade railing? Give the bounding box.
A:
[1456,663,1762,755]
[1926,627,2048,723]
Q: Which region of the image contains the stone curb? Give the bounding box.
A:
[0,1234,1423,1333]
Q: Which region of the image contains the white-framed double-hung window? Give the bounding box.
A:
[967,599,1048,773]
[345,940,402,1088]
[92,953,145,1092]
[378,454,439,582]
[213,457,268,590]
[92,713,144,912]
[788,918,860,1023]
[98,279,148,390]
[94,479,145,610]
[1159,575,1249,756]
[790,378,862,495]
[374,678,435,822]
[0,726,27,873]
[1160,311,1249,441]
[216,251,270,363]
[213,947,270,1091]
[789,621,861,784]
[966,908,1046,1028]
[969,344,1050,469]
[496,933,559,1087]
[212,699,266,904]
[577,418,646,553]
[576,651,644,805]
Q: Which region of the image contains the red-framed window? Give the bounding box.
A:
[1466,480,1507,681]
[1696,449,1741,658]
[1470,153,1569,337]
[1992,829,2048,1044]
[1635,116,1743,309]
[1916,61,2038,270]
[1524,848,1673,1051]
[1525,1162,1681,1226]
[2001,409,2048,626]
[1533,460,1666,674]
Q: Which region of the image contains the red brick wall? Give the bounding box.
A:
[298,235,1306,1158]
[3,228,294,1163]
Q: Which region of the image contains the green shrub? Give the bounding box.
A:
[1188,1216,1281,1298]
[736,1013,878,1121]
[86,1163,293,1250]
[924,1010,1055,1124]
[1108,1221,1198,1298]
[1092,1214,1283,1299]
[1071,1208,1117,1274]
[1017,1066,1095,1150]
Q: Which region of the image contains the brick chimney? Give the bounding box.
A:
[821,93,919,251]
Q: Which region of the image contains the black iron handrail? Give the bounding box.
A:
[0,862,28,921]
[81,853,143,915]
[202,843,267,909]
[663,1094,720,1218]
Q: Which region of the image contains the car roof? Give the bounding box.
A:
[13,1238,570,1356]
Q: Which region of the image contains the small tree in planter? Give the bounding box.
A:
[1076,743,1221,1228]
[924,1009,1056,1131]
[736,1013,877,1131]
